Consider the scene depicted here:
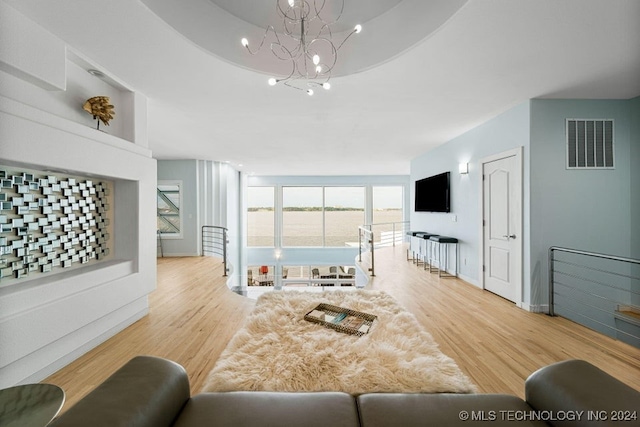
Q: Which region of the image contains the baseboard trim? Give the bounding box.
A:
[457,273,479,288]
[521,303,549,313]
[158,252,200,257]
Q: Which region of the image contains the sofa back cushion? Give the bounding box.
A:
[357,393,547,427]
[173,391,360,427]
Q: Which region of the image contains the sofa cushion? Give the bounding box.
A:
[50,356,190,427]
[173,391,359,427]
[357,393,547,427]
[525,359,640,427]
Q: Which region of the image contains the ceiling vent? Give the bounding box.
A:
[566,119,614,169]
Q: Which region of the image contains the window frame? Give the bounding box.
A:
[157,180,183,239]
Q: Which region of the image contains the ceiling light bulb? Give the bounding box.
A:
[268,78,277,86]
[315,65,322,73]
[312,54,320,65]
[354,24,362,34]
[322,82,331,90]
[307,89,314,96]
[241,38,249,47]
[288,0,295,7]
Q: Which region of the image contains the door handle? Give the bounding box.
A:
[503,234,516,239]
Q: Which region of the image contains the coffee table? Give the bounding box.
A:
[0,383,65,427]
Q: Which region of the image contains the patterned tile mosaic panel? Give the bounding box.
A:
[0,166,113,282]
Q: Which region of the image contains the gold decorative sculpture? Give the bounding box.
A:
[83,96,115,130]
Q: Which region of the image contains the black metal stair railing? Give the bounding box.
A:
[548,246,640,348]
[202,226,228,276]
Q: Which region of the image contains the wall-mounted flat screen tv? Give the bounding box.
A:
[415,171,450,212]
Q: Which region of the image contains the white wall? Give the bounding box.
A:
[410,102,532,293]
[0,5,156,387]
[224,166,242,280]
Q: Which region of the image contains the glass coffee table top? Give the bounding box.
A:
[0,383,65,427]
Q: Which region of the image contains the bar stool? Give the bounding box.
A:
[428,236,458,278]
[414,232,439,269]
[405,231,423,262]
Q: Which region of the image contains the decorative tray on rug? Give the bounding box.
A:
[304,303,377,336]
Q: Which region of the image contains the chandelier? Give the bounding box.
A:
[240,0,362,95]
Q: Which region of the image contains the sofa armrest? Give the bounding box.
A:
[525,359,640,426]
[50,356,190,427]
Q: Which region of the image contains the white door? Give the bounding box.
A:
[483,152,522,303]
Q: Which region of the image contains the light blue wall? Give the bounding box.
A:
[157,160,200,256]
[410,98,637,314]
[158,160,241,263]
[529,99,634,307]
[628,96,640,308]
[410,102,531,292]
[631,96,640,260]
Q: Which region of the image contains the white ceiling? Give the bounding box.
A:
[5,0,640,176]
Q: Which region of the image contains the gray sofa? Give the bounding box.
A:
[50,356,639,427]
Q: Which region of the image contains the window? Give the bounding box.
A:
[247,187,275,246]
[373,186,403,223]
[282,186,365,247]
[157,182,182,237]
[372,186,404,245]
[245,182,407,249]
[282,187,323,246]
[566,119,614,169]
[324,187,364,247]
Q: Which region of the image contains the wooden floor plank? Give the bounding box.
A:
[366,245,640,396]
[45,246,640,413]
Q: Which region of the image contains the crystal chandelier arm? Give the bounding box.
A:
[307,37,337,73]
[242,25,281,55]
[283,79,315,96]
[312,22,333,45]
[335,25,360,52]
[313,0,345,27]
[268,43,298,83]
[283,80,305,91]
[278,0,308,23]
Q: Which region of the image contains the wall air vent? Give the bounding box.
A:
[566,119,614,169]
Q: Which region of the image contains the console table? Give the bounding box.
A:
[0,383,64,427]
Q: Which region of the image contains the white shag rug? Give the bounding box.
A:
[203,290,477,395]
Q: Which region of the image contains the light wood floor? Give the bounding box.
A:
[46,246,640,412]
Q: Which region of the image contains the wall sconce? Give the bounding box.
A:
[274,249,282,260]
[459,163,469,174]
